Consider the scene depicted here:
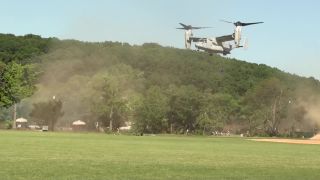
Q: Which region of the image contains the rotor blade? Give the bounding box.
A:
[178,23,212,30]
[220,19,234,24]
[179,23,188,28]
[192,26,212,29]
[241,22,264,26]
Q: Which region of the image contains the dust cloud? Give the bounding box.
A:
[293,85,320,130]
[299,98,320,127]
[23,40,133,127]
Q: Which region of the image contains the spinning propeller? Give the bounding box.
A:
[176,23,212,30]
[220,20,264,27]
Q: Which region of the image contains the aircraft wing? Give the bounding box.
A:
[190,37,206,42]
[216,34,234,46]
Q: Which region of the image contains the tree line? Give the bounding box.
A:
[0,34,319,136]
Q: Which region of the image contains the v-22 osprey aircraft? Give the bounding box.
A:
[177,20,263,55]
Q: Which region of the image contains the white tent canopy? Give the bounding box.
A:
[15,117,28,123]
[119,126,131,130]
[72,120,86,125]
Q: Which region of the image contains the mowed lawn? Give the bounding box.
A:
[0,131,320,180]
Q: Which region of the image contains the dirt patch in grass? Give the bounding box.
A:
[310,133,320,140]
[250,134,320,145]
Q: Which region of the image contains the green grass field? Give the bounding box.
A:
[0,131,320,180]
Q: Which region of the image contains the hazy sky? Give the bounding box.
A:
[1,0,319,79]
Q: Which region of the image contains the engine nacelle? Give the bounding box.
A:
[234,26,242,47]
[184,30,193,49]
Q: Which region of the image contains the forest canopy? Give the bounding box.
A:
[1,34,320,136]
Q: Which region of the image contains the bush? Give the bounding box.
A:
[0,120,12,129]
[5,120,12,129]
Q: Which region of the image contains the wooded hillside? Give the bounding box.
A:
[1,34,319,136]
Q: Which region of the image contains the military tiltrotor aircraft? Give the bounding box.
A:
[177,21,263,55]
[176,23,212,49]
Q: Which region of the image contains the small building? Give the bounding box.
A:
[72,120,86,131]
[16,117,28,129]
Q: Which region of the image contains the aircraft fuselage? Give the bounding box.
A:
[194,38,230,55]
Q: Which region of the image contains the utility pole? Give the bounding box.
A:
[109,106,113,132]
[12,103,17,129]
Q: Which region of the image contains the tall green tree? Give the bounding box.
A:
[0,62,37,107]
[196,111,214,135]
[134,86,169,134]
[244,77,289,136]
[167,85,203,133]
[90,64,144,131]
[197,92,239,135]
